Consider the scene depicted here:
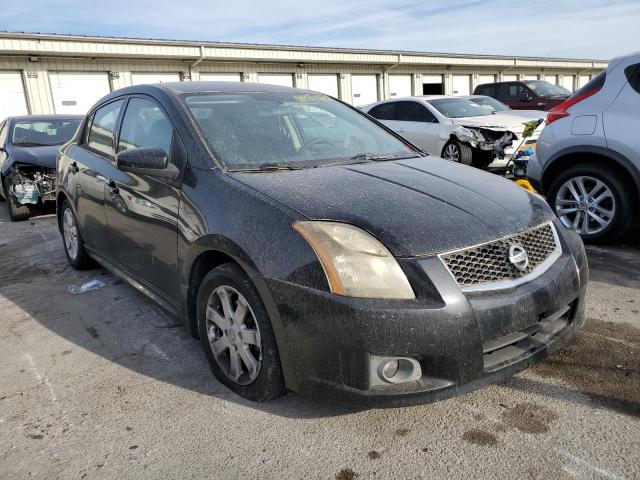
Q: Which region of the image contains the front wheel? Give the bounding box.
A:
[197,263,286,402]
[442,140,473,166]
[547,164,634,243]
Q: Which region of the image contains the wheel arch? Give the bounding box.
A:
[541,147,640,202]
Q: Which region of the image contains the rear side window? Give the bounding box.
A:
[87,100,124,157]
[395,101,437,122]
[368,102,397,120]
[624,65,639,93]
[574,70,606,97]
[477,84,498,97]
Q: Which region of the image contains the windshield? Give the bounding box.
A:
[12,119,81,147]
[427,98,491,118]
[183,92,417,169]
[524,81,571,98]
[468,96,511,113]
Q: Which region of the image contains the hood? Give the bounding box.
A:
[230,157,554,257]
[450,113,525,133]
[9,145,60,170]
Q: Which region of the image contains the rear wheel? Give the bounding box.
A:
[197,263,286,402]
[3,177,31,221]
[442,140,473,166]
[60,199,94,269]
[547,164,634,243]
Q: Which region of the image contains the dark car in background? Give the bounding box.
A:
[474,80,571,111]
[56,82,587,407]
[0,115,82,220]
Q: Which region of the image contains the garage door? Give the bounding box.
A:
[49,72,111,115]
[0,72,28,121]
[452,75,471,96]
[307,74,339,97]
[560,75,574,92]
[545,75,559,85]
[199,73,241,82]
[521,74,538,81]
[578,75,591,89]
[478,75,495,85]
[131,73,181,85]
[388,75,412,98]
[502,74,518,82]
[351,75,378,106]
[258,74,294,87]
[422,74,443,95]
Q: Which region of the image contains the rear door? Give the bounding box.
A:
[104,95,184,299]
[393,101,441,154]
[67,98,125,256]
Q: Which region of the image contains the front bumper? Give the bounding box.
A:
[262,224,588,407]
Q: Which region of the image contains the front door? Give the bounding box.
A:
[104,96,184,300]
[67,98,125,257]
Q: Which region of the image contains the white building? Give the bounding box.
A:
[0,32,607,120]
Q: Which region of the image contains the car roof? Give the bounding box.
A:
[7,114,84,122]
[122,81,312,95]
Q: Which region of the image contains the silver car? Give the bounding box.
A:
[528,51,640,242]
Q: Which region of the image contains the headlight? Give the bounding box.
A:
[293,221,415,299]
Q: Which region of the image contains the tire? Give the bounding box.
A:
[472,150,495,170]
[547,163,635,243]
[197,263,286,402]
[60,199,94,269]
[3,177,32,221]
[442,140,473,166]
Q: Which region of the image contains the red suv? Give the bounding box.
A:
[473,80,571,111]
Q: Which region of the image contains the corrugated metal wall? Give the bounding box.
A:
[0,33,606,116]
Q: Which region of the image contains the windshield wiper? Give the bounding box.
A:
[228,163,302,173]
[14,142,50,147]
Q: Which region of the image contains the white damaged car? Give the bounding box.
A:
[362,96,542,169]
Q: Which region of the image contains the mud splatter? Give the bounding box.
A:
[367,450,381,459]
[336,468,358,480]
[530,318,640,417]
[395,428,410,437]
[502,403,557,434]
[462,429,498,446]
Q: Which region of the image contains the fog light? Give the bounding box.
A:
[370,355,422,386]
[381,360,400,380]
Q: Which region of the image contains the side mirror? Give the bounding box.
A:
[521,93,533,102]
[116,147,179,180]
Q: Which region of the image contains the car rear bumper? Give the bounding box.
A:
[262,225,588,407]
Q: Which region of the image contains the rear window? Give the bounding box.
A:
[573,71,606,98]
[476,84,499,98]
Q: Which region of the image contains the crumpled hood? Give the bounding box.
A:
[451,113,525,133]
[230,156,554,257]
[9,145,59,169]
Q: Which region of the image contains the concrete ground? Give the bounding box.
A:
[0,205,638,480]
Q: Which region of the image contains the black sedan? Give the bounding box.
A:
[56,82,588,407]
[0,115,82,220]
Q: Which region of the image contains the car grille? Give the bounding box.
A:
[440,222,560,291]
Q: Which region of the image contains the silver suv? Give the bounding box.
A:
[528,51,640,242]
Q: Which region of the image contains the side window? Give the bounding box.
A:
[396,102,437,123]
[118,97,174,156]
[87,100,124,157]
[368,102,397,120]
[502,83,526,101]
[479,84,497,97]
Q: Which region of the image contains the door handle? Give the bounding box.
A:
[107,180,119,196]
[69,161,79,174]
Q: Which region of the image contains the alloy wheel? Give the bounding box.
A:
[205,285,262,385]
[443,144,460,162]
[555,175,615,236]
[63,208,79,260]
